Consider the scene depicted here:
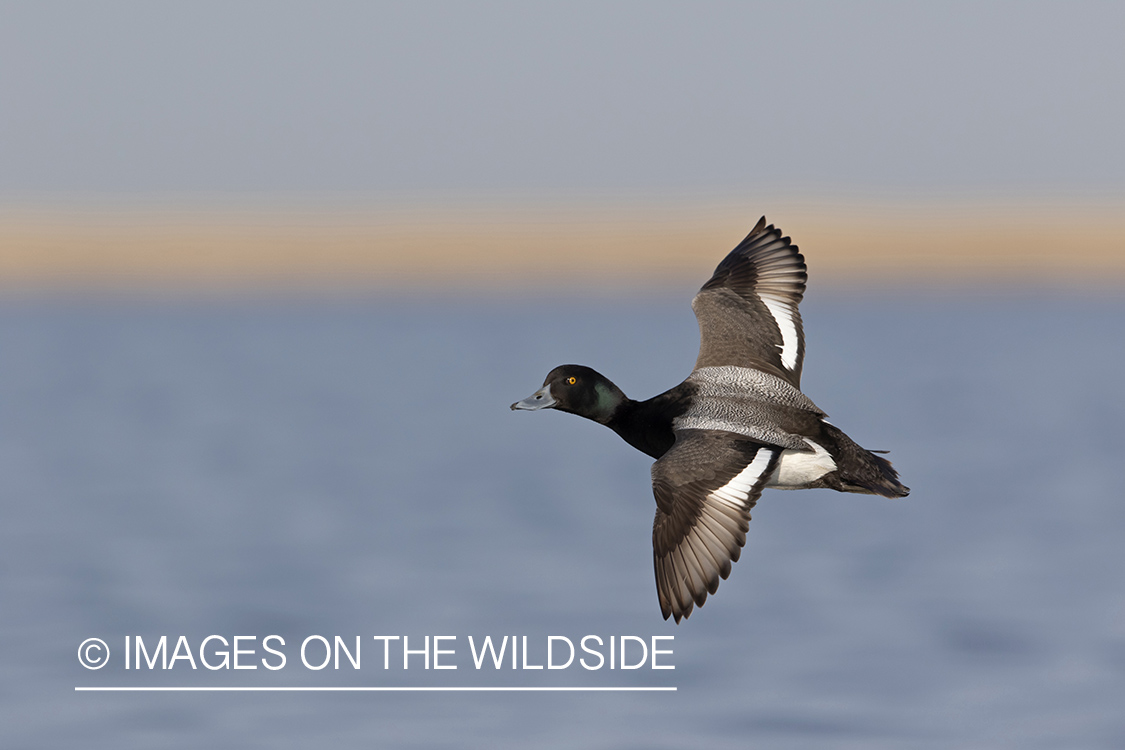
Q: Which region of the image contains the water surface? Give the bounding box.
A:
[3,291,1123,748]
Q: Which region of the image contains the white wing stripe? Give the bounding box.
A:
[706,449,774,510]
[759,292,800,370]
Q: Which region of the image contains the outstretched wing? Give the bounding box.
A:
[691,217,808,388]
[651,429,780,623]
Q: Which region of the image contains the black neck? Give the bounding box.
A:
[605,384,694,460]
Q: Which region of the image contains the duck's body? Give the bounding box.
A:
[512,217,908,622]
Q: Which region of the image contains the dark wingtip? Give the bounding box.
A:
[661,600,690,624]
[733,216,770,247]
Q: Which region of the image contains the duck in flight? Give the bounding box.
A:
[511,217,909,623]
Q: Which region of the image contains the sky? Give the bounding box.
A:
[2,1,1124,199]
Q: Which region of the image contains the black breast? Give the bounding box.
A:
[606,382,696,459]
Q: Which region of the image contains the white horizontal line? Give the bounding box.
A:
[75,686,676,692]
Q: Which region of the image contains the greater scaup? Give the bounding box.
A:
[512,217,909,622]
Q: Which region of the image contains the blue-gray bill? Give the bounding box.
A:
[510,386,556,411]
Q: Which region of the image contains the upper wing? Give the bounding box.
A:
[691,217,808,388]
[651,429,780,623]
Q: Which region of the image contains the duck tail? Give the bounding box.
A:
[818,422,910,498]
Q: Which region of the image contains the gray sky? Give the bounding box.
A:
[2,1,1123,197]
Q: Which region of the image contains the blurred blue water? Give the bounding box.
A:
[2,291,1123,748]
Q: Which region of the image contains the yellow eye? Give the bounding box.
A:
[567,376,577,385]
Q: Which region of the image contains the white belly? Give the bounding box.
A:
[766,439,836,489]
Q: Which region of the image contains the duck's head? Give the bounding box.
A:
[510,364,626,423]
